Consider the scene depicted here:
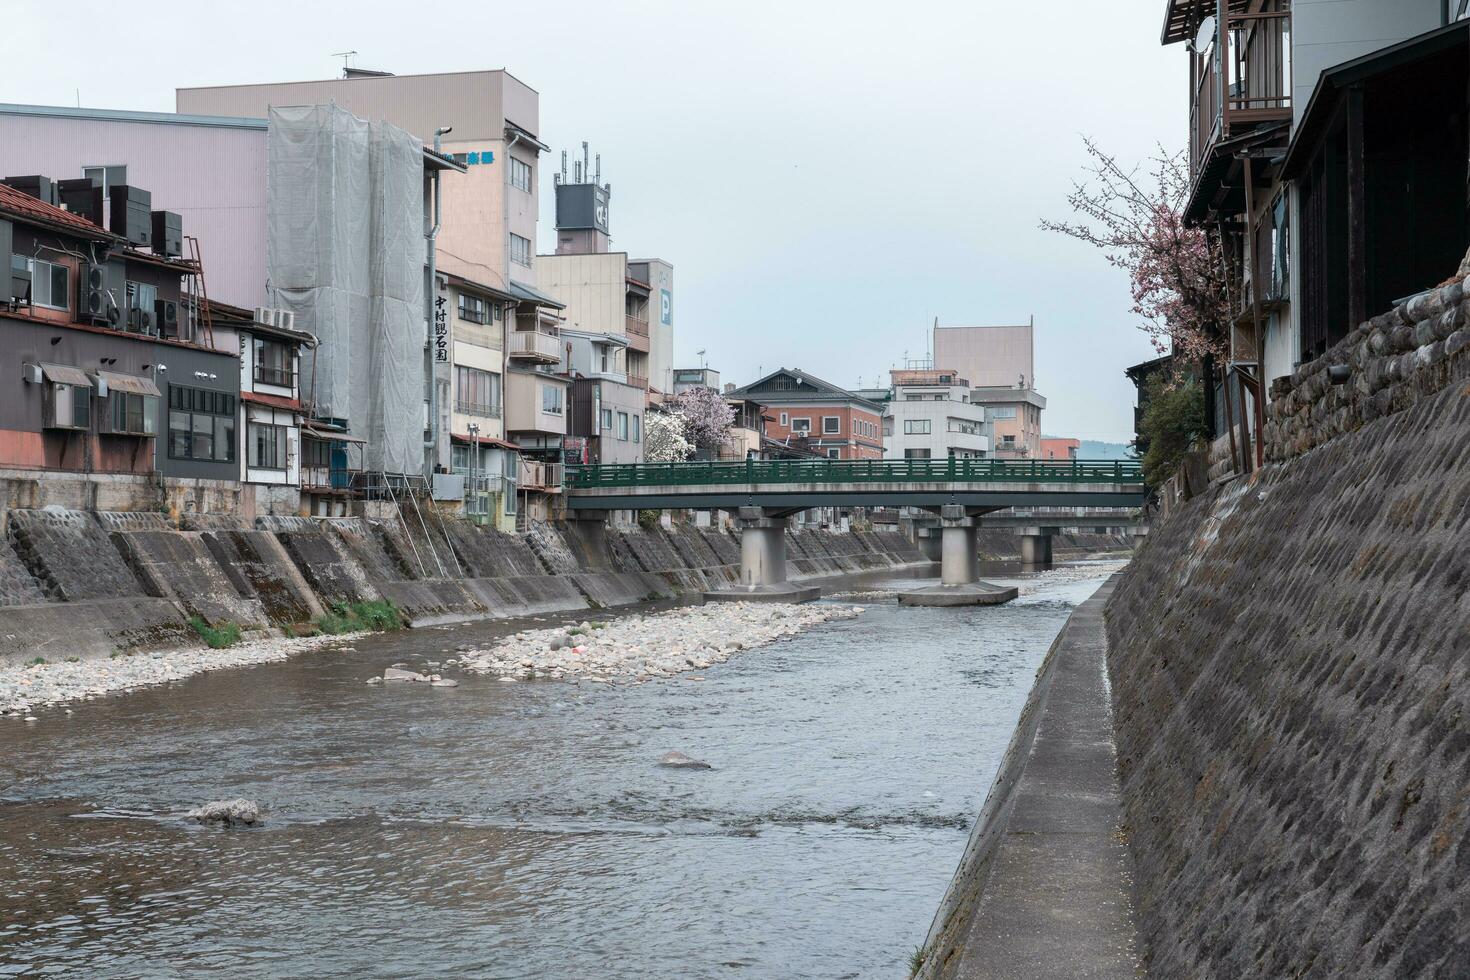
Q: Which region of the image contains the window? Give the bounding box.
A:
[510,157,533,193]
[168,385,236,463]
[822,416,841,435]
[1001,435,1016,446]
[904,448,932,459]
[125,281,157,334]
[82,165,126,195]
[510,233,533,268]
[103,392,157,436]
[248,422,290,470]
[988,406,1017,420]
[616,411,629,441]
[632,414,641,443]
[45,383,90,430]
[458,293,489,324]
[254,337,293,388]
[455,366,502,416]
[15,258,69,310]
[779,412,788,426]
[541,384,563,415]
[600,408,613,430]
[791,417,811,433]
[826,448,841,459]
[904,419,932,435]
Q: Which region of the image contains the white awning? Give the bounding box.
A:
[96,371,162,397]
[40,363,93,387]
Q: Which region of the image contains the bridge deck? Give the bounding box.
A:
[565,459,1146,511]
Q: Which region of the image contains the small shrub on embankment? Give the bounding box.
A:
[316,600,404,635]
[188,617,242,649]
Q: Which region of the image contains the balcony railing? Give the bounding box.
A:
[627,371,649,390]
[518,459,563,491]
[454,400,503,419]
[508,330,562,362]
[254,365,295,388]
[1190,5,1292,174]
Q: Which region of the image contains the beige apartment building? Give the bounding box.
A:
[180,67,568,520]
[932,320,1045,457]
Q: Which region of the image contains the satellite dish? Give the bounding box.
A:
[1192,15,1216,52]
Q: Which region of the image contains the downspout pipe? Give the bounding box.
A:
[424,126,452,467]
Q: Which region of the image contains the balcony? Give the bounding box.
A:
[518,459,563,491]
[508,329,562,364]
[626,371,649,390]
[454,399,503,419]
[1188,3,1292,176]
[624,315,650,353]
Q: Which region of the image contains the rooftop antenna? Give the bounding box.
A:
[697,348,707,369]
[558,150,568,186]
[582,141,589,184]
[332,50,358,75]
[595,153,601,186]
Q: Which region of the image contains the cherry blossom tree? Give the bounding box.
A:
[1042,138,1230,364]
[643,408,694,463]
[669,386,736,456]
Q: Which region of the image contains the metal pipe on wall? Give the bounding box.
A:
[423,126,452,469]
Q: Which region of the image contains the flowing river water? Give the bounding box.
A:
[0,562,1119,979]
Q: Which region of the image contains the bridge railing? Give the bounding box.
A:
[565,457,1143,489]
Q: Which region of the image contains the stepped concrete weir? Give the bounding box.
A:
[704,507,820,603]
[900,506,1019,607]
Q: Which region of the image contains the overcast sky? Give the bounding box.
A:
[9,0,1176,443]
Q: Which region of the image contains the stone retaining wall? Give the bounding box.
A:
[1104,371,1470,977]
[1266,278,1470,462]
[0,508,930,659]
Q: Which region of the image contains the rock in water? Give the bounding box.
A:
[187,799,263,826]
[659,751,712,770]
[430,679,459,688]
[382,667,426,682]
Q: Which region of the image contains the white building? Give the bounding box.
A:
[880,367,990,460]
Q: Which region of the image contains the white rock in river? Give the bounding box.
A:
[187,798,263,826]
[382,667,425,682]
[659,750,712,770]
[430,679,459,688]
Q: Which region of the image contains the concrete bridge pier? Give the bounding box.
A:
[705,507,819,603]
[899,505,1018,606]
[1019,529,1055,573]
[738,509,788,587]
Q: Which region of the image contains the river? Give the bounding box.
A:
[0,562,1118,979]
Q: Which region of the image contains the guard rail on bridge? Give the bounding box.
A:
[564,458,1145,512]
[567,457,1142,489]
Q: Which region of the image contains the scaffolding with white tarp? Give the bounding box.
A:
[265,103,427,478]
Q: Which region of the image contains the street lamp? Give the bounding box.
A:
[466,422,480,522]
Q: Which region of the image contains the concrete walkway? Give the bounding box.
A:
[918,576,1141,979]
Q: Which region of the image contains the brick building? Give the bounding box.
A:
[726,368,883,460]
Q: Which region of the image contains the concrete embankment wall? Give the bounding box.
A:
[1102,298,1470,976]
[0,507,928,663]
[917,579,1138,980]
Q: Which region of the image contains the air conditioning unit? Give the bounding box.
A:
[155,299,181,338]
[276,310,295,331]
[254,306,276,327]
[80,261,122,327]
[1,176,59,207]
[108,185,152,247]
[56,179,103,227]
[150,210,183,258]
[21,362,42,384]
[128,302,154,335]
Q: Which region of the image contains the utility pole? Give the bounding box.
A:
[467,422,480,522]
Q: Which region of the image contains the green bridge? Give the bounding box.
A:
[563,458,1144,602]
[564,458,1145,510]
